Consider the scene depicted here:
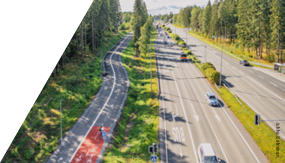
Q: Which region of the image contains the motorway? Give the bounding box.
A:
[167,24,285,138]
[156,27,268,163]
[47,33,132,163]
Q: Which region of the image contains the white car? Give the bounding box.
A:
[198,143,221,163]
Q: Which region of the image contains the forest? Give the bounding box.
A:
[155,0,285,63]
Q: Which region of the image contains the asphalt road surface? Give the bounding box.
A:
[47,33,132,163]
[167,24,285,139]
[156,27,268,163]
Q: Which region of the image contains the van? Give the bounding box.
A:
[198,143,221,163]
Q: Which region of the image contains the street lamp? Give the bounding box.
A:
[60,99,64,143]
[219,21,226,87]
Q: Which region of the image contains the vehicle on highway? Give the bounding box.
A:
[198,143,221,163]
[180,52,187,62]
[160,33,163,36]
[205,92,218,106]
[167,35,170,38]
[164,40,167,44]
[240,60,250,66]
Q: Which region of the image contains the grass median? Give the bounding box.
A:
[162,24,284,162]
[103,26,159,163]
[2,30,129,163]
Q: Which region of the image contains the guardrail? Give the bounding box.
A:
[222,79,244,107]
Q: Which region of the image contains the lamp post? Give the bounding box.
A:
[150,35,152,91]
[219,21,226,87]
[60,99,64,143]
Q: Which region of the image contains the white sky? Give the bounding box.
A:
[120,0,214,15]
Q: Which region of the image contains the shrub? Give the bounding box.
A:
[178,40,186,47]
[265,54,275,63]
[205,68,220,83]
[162,25,165,27]
[23,148,35,160]
[201,62,216,72]
[172,34,180,41]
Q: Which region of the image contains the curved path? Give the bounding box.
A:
[47,33,132,163]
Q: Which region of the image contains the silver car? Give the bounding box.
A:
[205,92,218,106]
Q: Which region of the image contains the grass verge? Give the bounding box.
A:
[2,30,129,163]
[103,26,159,163]
[187,31,277,69]
[163,24,285,162]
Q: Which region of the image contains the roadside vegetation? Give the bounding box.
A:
[1,0,127,162]
[103,26,159,163]
[162,24,284,162]
[156,0,285,64]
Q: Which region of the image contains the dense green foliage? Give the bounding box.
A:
[156,0,285,62]
[103,26,159,163]
[1,0,129,162]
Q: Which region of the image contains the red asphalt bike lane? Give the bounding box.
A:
[71,126,111,163]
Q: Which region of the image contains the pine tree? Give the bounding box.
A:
[237,0,249,47]
[210,0,219,37]
[203,0,212,36]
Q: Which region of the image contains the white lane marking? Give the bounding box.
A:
[218,102,261,163]
[86,150,90,156]
[76,154,82,162]
[186,64,188,67]
[239,71,244,75]
[247,76,284,102]
[87,154,93,163]
[258,75,264,79]
[69,36,129,162]
[249,70,254,73]
[224,61,229,65]
[180,148,183,158]
[94,131,100,140]
[188,65,261,162]
[172,112,177,121]
[172,71,198,163]
[233,78,239,82]
[253,92,260,98]
[115,96,117,99]
[158,56,169,162]
[270,82,278,87]
[232,66,236,70]
[211,107,221,121]
[183,70,229,163]
[58,157,63,161]
[191,103,199,122]
[175,103,179,116]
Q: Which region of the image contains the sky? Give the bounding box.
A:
[120,0,214,15]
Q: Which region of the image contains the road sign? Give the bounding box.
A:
[255,114,260,125]
[153,143,158,153]
[151,155,157,162]
[102,132,107,140]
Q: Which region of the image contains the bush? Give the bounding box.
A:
[178,40,186,47]
[23,148,34,160]
[205,68,220,83]
[201,62,216,72]
[265,54,275,63]
[165,27,170,31]
[162,25,165,27]
[172,34,180,41]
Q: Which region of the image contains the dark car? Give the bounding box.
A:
[164,40,167,44]
[240,60,249,66]
[180,53,187,61]
[167,35,170,38]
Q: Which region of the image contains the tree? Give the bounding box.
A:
[210,0,219,37]
[203,0,212,35]
[237,0,249,47]
[270,0,285,62]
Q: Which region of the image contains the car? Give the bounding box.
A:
[240,60,249,66]
[167,35,170,38]
[180,52,187,61]
[198,143,221,163]
[205,92,218,106]
[164,40,167,44]
[160,33,163,36]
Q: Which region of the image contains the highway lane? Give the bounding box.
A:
[47,33,132,163]
[167,24,285,138]
[157,27,268,163]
